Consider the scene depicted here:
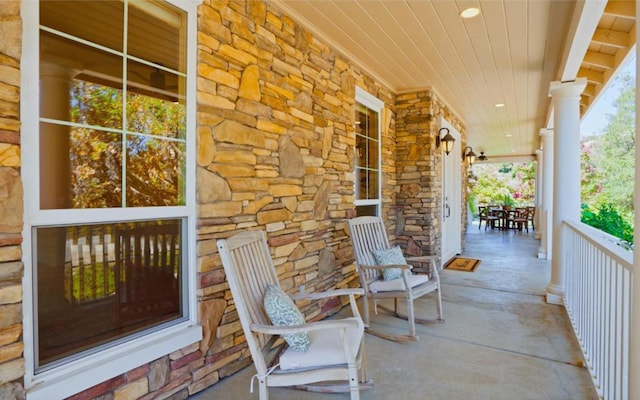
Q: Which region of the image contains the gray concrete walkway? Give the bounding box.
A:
[192,224,598,400]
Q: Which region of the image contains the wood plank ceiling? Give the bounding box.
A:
[271,0,636,161]
[580,1,636,116]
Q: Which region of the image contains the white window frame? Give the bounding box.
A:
[354,86,383,216]
[21,1,202,399]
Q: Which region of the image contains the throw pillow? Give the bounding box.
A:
[371,246,407,281]
[263,284,311,352]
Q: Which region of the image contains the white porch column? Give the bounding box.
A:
[538,129,553,259]
[40,63,74,209]
[534,149,542,240]
[546,78,586,305]
[629,8,640,398]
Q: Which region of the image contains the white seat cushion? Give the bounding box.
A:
[369,273,429,293]
[279,324,363,370]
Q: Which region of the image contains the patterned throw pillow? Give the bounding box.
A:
[263,284,311,352]
[372,246,407,281]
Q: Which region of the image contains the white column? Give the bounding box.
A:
[546,78,586,305]
[538,129,553,259]
[629,7,640,398]
[40,63,74,209]
[534,149,542,240]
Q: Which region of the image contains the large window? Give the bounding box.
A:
[23,1,200,395]
[354,87,383,216]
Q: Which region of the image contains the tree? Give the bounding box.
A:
[468,162,535,211]
[590,73,635,218]
[69,80,186,208]
[580,71,635,243]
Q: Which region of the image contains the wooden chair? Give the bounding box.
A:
[348,216,444,342]
[217,230,371,400]
[528,206,536,230]
[512,207,533,232]
[478,205,488,230]
[486,206,502,229]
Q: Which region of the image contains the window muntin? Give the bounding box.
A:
[34,0,189,371]
[354,90,382,217]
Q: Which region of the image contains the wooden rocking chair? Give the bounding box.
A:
[217,230,372,400]
[348,216,444,342]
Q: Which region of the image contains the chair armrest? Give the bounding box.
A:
[405,255,438,262]
[406,256,440,282]
[250,317,363,335]
[292,288,364,301]
[360,263,413,272]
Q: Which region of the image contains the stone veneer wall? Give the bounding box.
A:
[394,90,466,259]
[0,1,26,399]
[0,0,404,399]
[0,1,472,398]
[193,2,397,397]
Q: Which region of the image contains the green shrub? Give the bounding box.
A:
[581,203,634,245]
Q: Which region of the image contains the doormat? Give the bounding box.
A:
[444,257,481,272]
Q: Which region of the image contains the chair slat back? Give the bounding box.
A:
[217,230,279,373]
[348,216,392,282]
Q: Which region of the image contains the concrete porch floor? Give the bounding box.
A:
[192,224,598,400]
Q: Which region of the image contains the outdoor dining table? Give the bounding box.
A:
[487,207,516,230]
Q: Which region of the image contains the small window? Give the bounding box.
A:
[354,87,383,216]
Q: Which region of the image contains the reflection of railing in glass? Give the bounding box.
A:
[38,220,183,368]
[64,225,117,304]
[115,220,181,324]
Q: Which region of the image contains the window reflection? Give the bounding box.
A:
[354,102,380,202]
[39,1,186,210]
[35,219,184,369]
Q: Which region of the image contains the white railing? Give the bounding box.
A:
[563,220,632,400]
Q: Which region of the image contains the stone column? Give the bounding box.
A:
[538,129,553,259]
[534,149,542,240]
[546,78,586,305]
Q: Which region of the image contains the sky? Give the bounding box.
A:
[581,53,636,136]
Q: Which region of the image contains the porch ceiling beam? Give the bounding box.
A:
[592,28,631,49]
[558,1,607,81]
[603,1,636,20]
[578,67,605,85]
[582,85,596,97]
[583,50,615,69]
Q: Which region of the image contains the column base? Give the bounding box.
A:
[546,283,564,305]
[535,232,541,240]
[538,247,548,259]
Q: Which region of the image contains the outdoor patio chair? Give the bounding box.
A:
[478,205,488,229]
[348,216,444,342]
[512,207,534,232]
[217,230,372,400]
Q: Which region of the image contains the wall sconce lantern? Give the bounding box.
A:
[463,146,477,166]
[436,127,455,155]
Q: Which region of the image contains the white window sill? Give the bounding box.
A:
[26,323,202,400]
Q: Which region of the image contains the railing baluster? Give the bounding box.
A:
[563,220,631,400]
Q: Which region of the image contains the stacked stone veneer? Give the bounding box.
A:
[0,1,25,399]
[193,3,397,398]
[394,90,466,259]
[0,0,468,398]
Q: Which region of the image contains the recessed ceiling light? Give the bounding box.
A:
[505,134,513,137]
[461,7,480,18]
[495,103,505,108]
